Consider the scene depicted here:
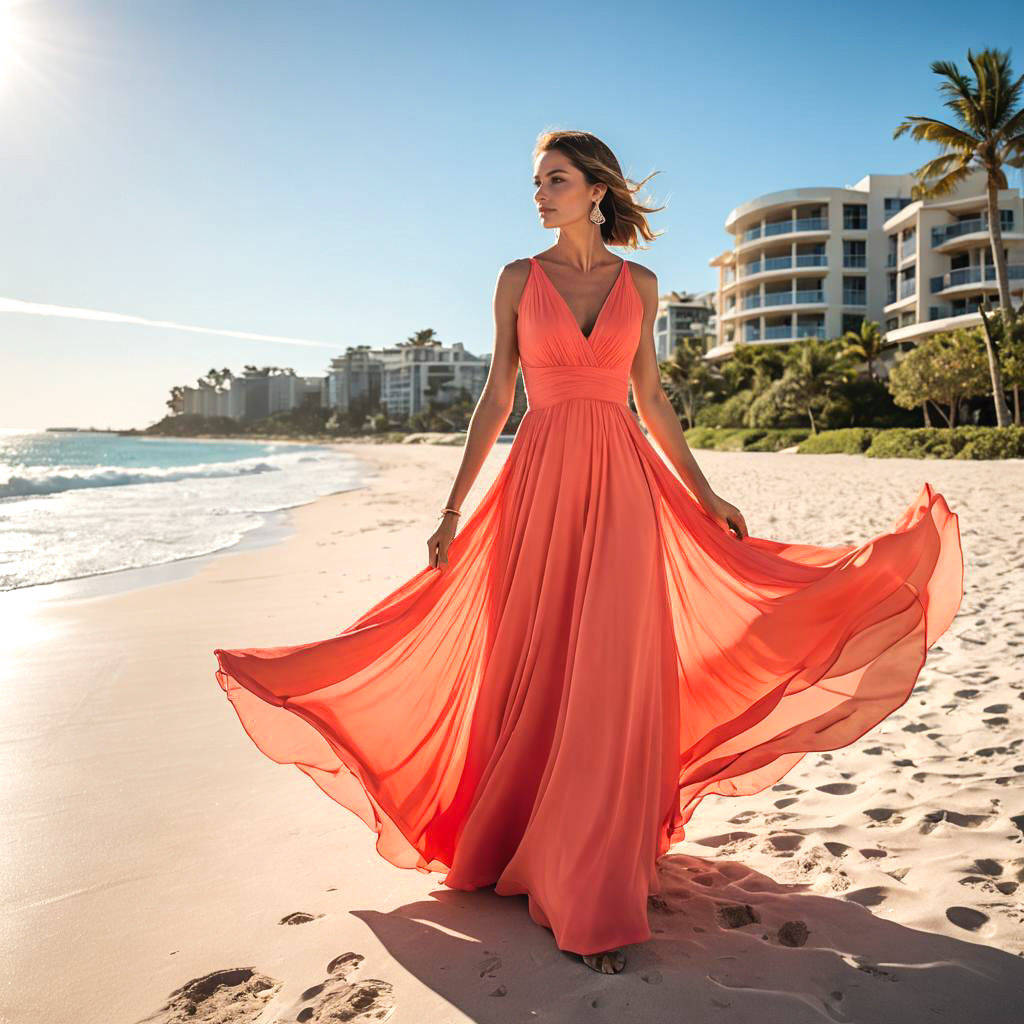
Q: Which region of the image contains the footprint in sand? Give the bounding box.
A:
[946,906,990,932]
[919,809,992,833]
[477,954,502,979]
[864,807,904,825]
[146,968,281,1023]
[817,782,857,795]
[279,911,323,925]
[291,952,396,1023]
[960,873,1019,897]
[766,833,804,853]
[843,886,888,908]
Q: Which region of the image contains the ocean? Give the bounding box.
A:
[0,429,367,592]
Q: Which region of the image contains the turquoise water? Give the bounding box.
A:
[0,429,366,590]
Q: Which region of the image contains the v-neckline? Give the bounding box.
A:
[530,257,627,343]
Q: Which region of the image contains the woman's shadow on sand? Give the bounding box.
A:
[347,846,1020,1024]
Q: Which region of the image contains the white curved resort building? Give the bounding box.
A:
[708,170,1024,369]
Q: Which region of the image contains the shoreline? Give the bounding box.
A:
[0,438,381,606]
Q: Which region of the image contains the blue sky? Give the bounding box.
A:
[1,0,1021,429]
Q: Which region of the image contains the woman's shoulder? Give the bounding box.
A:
[622,257,654,283]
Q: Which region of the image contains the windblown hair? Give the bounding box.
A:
[533,130,665,249]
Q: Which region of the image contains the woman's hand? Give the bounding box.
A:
[427,512,459,570]
[704,493,748,540]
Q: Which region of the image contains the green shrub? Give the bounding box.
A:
[684,427,810,451]
[695,390,755,428]
[954,425,1024,459]
[798,427,878,454]
[862,425,1024,459]
[686,424,1022,459]
[683,426,723,448]
[745,428,811,451]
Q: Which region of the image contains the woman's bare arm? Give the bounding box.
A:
[626,263,748,539]
[426,260,528,568]
[440,259,527,511]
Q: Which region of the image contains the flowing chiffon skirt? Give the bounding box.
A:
[213,256,964,956]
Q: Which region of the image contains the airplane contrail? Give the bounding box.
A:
[0,296,340,349]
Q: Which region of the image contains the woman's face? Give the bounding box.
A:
[532,150,604,231]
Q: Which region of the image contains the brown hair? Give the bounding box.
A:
[533,129,665,249]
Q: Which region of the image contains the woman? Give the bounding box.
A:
[214,130,964,975]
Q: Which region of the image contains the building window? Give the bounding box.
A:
[884,197,912,219]
[885,317,899,332]
[842,313,864,335]
[843,203,868,230]
[843,275,867,305]
[843,239,867,268]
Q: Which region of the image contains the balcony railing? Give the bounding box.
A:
[886,253,897,267]
[843,254,867,268]
[740,218,829,243]
[761,323,826,340]
[764,217,828,236]
[795,324,826,338]
[764,255,792,271]
[899,277,916,299]
[796,253,827,267]
[931,213,1015,247]
[741,288,826,308]
[899,238,916,261]
[843,290,867,305]
[744,327,761,341]
[932,263,1024,291]
[741,261,762,276]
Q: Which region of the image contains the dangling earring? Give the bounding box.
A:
[589,199,606,225]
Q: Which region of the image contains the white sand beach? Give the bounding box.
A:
[1,440,1021,1024]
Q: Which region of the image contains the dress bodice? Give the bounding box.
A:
[516,257,644,410]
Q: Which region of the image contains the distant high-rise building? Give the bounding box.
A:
[376,339,490,419]
[655,290,716,361]
[325,346,383,415]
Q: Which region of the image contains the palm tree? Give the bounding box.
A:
[781,338,858,434]
[660,338,714,428]
[407,329,440,347]
[840,318,889,381]
[893,46,1024,427]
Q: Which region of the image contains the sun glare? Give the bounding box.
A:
[0,0,30,92]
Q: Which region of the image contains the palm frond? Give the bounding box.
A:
[996,105,1024,146]
[910,160,975,199]
[996,69,1024,129]
[892,114,979,151]
[933,59,984,127]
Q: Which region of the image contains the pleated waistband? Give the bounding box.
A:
[523,365,630,410]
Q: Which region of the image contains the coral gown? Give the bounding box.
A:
[213,255,964,956]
